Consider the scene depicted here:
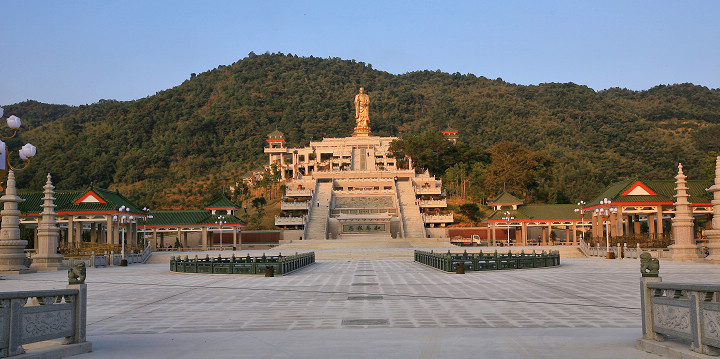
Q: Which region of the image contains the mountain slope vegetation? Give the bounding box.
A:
[3,52,719,210]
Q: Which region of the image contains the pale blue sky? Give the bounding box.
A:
[2,1,718,106]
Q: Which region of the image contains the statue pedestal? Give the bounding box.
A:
[30,254,66,271]
[352,125,371,137]
[705,228,720,263]
[669,243,703,262]
[0,239,36,274]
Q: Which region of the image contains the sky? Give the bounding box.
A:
[2,1,719,106]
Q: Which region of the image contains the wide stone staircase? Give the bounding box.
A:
[303,181,333,239]
[396,181,426,238]
[351,147,366,171]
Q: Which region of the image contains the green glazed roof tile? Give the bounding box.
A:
[489,191,524,205]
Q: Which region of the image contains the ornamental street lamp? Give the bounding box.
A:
[501,210,515,246]
[0,107,37,190]
[215,215,226,248]
[113,205,134,262]
[594,198,617,259]
[140,207,153,248]
[574,200,587,244]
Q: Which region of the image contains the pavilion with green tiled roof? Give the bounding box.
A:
[482,172,714,247]
[18,186,149,249]
[16,186,246,251]
[581,177,712,240]
[488,191,524,210]
[483,200,589,246]
[205,194,241,214]
[143,207,245,250]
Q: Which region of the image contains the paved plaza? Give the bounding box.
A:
[4,253,720,358]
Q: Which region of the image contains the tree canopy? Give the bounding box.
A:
[1,53,718,208]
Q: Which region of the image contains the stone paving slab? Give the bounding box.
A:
[2,257,719,358]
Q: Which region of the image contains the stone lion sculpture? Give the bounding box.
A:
[68,262,86,284]
[639,252,659,277]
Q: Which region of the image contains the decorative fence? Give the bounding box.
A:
[640,277,720,355]
[170,252,315,275]
[61,244,152,268]
[579,238,653,259]
[414,250,560,272]
[0,285,88,358]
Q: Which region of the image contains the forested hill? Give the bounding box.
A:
[3,52,720,209]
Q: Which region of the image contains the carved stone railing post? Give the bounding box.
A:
[641,276,662,340]
[65,284,87,344]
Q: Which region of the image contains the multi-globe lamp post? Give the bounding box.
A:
[594,198,617,259]
[0,107,37,189]
[574,200,587,244]
[140,207,153,248]
[0,106,37,274]
[113,205,134,264]
[215,215,226,248]
[501,210,514,246]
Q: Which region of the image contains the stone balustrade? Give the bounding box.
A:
[0,285,89,357]
[422,213,454,223]
[578,239,652,260]
[61,244,152,268]
[415,187,442,195]
[275,215,306,226]
[418,199,447,208]
[332,208,398,217]
[639,279,720,356]
[333,188,395,194]
[281,201,310,210]
[286,189,313,197]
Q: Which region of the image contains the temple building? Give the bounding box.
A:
[483,192,591,245]
[17,188,245,251]
[584,178,713,239]
[270,89,453,239]
[482,176,714,247]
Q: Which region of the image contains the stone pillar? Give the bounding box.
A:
[565,227,570,245]
[0,170,35,274]
[90,223,96,243]
[67,216,75,247]
[521,222,528,246]
[634,216,642,235]
[30,174,65,271]
[626,215,633,234]
[592,213,599,239]
[705,156,720,262]
[75,220,83,248]
[648,214,656,237]
[616,207,624,236]
[106,216,113,244]
[112,222,119,246]
[669,163,702,261]
[201,227,208,251]
[571,222,577,244]
[656,207,664,236]
[233,227,238,249]
[610,211,618,237]
[547,223,553,245]
[153,228,158,248]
